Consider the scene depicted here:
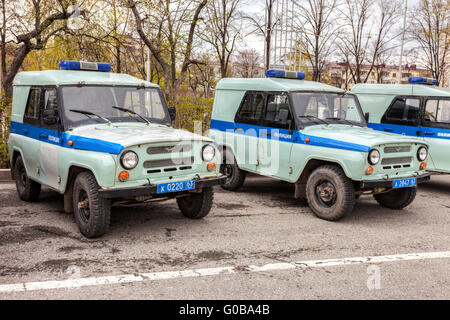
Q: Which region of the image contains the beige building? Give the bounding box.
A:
[324,62,432,89]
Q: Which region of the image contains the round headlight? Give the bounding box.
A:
[368,149,380,165]
[121,151,138,169]
[417,147,428,161]
[202,145,215,162]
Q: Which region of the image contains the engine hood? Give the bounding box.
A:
[68,123,213,150]
[302,125,425,148]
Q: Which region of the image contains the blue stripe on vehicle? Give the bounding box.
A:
[368,122,450,140]
[210,119,371,153]
[10,121,124,154]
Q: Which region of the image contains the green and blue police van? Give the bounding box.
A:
[352,77,450,174]
[209,70,430,221]
[8,60,225,238]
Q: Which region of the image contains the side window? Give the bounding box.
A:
[382,97,420,124]
[264,93,292,128]
[41,88,59,128]
[24,88,41,126]
[424,99,450,125]
[236,93,264,124]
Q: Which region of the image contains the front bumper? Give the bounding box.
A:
[359,173,430,189]
[98,175,227,199]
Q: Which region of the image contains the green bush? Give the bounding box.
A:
[0,95,11,168]
[170,96,213,135]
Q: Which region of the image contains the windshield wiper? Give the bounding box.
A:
[112,106,151,125]
[326,117,354,126]
[69,109,112,125]
[298,115,328,125]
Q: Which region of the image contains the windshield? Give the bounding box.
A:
[290,92,366,127]
[61,86,171,129]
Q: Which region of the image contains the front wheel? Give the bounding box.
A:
[14,156,41,202]
[306,165,355,221]
[177,187,214,219]
[73,171,110,238]
[220,148,246,191]
[373,187,417,210]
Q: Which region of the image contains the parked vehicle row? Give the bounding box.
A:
[8,61,446,238]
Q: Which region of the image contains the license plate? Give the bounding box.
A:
[393,177,417,189]
[157,180,195,194]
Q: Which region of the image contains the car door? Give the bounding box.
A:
[38,87,63,189]
[21,87,42,181]
[379,96,422,137]
[257,92,295,178]
[233,92,265,172]
[422,98,450,172]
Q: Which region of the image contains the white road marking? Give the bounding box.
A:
[1,251,449,293]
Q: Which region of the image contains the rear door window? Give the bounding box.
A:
[382,97,420,125]
[235,92,265,125]
[424,99,450,128]
[24,88,41,126]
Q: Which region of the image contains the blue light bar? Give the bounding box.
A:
[408,77,437,85]
[59,60,111,72]
[266,69,306,80]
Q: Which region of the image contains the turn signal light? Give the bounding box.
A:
[305,138,310,143]
[365,166,374,175]
[119,171,130,182]
[207,163,216,171]
[68,140,73,147]
[420,162,427,170]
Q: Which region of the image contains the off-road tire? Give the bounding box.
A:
[220,148,246,191]
[373,187,417,210]
[177,187,214,219]
[306,165,355,221]
[14,156,41,202]
[73,171,110,238]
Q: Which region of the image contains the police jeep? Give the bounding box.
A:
[351,77,450,174]
[8,60,225,238]
[209,70,430,221]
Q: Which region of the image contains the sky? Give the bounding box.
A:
[241,0,424,66]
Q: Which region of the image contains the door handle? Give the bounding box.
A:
[39,133,48,139]
[23,129,29,135]
[416,131,422,136]
[424,132,435,136]
[384,128,394,132]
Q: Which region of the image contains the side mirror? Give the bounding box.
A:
[364,112,370,123]
[43,109,58,125]
[168,107,176,121]
[277,109,290,125]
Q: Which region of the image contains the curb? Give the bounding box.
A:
[0,169,12,183]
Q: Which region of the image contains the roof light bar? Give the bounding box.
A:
[59,60,111,72]
[408,77,437,85]
[266,69,306,80]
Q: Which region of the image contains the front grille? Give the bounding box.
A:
[384,146,411,153]
[381,157,413,165]
[147,144,191,155]
[143,157,194,169]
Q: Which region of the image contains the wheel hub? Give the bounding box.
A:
[315,181,337,207]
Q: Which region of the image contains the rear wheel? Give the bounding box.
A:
[14,156,41,202]
[220,148,246,191]
[73,171,110,238]
[177,187,214,219]
[373,187,417,209]
[306,165,355,221]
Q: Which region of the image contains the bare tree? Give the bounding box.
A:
[233,48,261,78]
[409,0,449,86]
[0,0,78,100]
[337,0,400,84]
[127,0,207,100]
[245,0,279,71]
[201,0,241,78]
[293,0,340,81]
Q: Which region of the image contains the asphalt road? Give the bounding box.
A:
[0,174,449,300]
